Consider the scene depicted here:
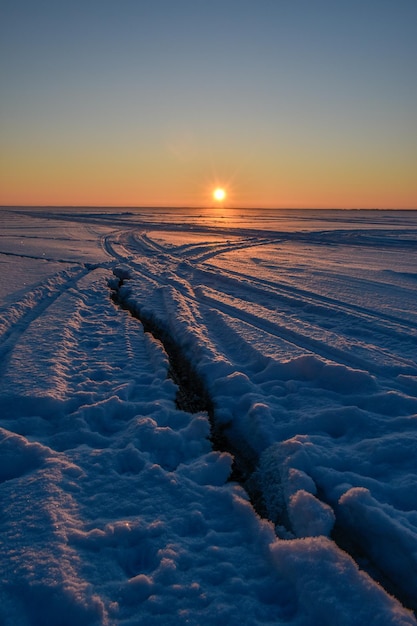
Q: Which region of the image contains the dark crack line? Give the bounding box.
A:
[109,277,262,493]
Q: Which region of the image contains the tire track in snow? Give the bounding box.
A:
[0,249,81,264]
[0,267,90,378]
[171,233,416,374]
[126,230,283,264]
[195,262,417,337]
[0,266,155,433]
[171,237,280,263]
[196,287,417,377]
[103,230,416,379]
[103,229,281,265]
[104,228,417,345]
[128,229,417,335]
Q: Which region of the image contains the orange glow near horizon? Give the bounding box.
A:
[1,175,416,209]
[0,149,416,209]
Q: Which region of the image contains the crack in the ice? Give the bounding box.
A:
[109,276,265,502]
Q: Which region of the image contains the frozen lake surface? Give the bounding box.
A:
[1,207,417,625]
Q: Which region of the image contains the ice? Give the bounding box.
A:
[1,207,417,624]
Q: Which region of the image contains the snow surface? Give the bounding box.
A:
[0,207,416,625]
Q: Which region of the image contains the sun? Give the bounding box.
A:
[213,188,226,202]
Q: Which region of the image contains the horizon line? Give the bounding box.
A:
[1,205,416,211]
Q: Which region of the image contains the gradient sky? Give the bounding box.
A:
[1,0,416,208]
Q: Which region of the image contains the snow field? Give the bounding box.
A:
[0,208,416,625]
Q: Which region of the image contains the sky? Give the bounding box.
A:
[1,0,416,209]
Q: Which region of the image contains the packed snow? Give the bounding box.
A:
[0,207,416,626]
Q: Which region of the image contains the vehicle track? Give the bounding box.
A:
[195,262,417,335]
[0,267,89,371]
[102,229,417,381]
[108,228,417,335]
[197,288,416,377]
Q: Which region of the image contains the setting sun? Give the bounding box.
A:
[213,188,226,202]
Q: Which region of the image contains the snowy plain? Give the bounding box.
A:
[0,206,416,625]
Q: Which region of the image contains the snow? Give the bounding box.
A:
[1,206,417,625]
